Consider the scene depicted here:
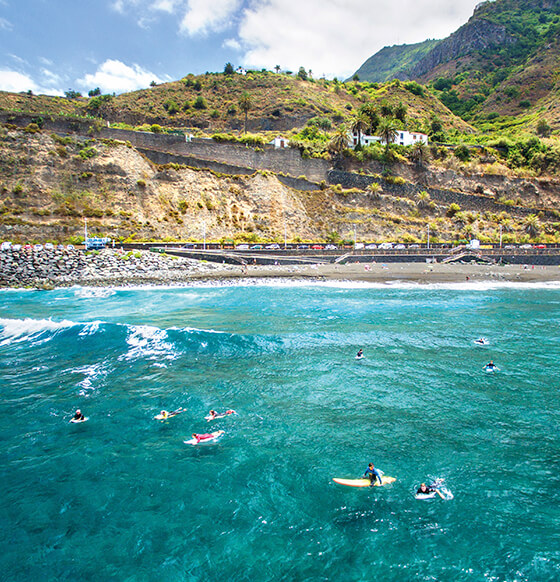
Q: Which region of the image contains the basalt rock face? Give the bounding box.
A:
[409,18,514,81]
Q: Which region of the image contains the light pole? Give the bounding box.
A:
[202,221,206,250]
[353,225,357,249]
[499,224,503,249]
[427,224,430,250]
[84,218,88,249]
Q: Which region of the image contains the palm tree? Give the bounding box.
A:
[328,126,349,157]
[274,65,281,74]
[350,112,371,149]
[524,214,541,238]
[410,141,430,167]
[238,91,252,134]
[377,118,398,152]
[416,190,431,210]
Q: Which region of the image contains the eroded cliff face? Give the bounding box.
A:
[410,18,514,81]
[1,128,559,245]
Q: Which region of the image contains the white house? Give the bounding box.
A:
[269,136,290,148]
[236,67,247,75]
[350,130,428,148]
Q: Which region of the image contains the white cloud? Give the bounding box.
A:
[0,69,63,95]
[76,59,163,93]
[236,0,482,78]
[0,70,37,93]
[0,17,12,30]
[223,37,241,51]
[180,0,241,35]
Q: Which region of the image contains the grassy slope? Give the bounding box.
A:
[0,71,470,135]
[349,40,441,83]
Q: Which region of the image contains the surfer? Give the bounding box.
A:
[475,338,486,345]
[156,408,184,420]
[417,482,445,499]
[363,463,383,487]
[357,349,363,358]
[206,409,236,421]
[192,432,219,444]
[484,360,497,371]
[71,409,85,422]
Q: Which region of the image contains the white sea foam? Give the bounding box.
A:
[74,287,116,299]
[70,362,108,396]
[119,324,179,362]
[0,317,77,346]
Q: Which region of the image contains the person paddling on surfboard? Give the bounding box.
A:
[357,349,363,358]
[363,463,383,487]
[484,360,497,371]
[416,482,444,498]
[72,409,85,422]
[192,432,219,444]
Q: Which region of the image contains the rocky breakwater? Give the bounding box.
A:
[0,248,237,288]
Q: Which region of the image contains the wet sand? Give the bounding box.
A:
[203,261,560,285]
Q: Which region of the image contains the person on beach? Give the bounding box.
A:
[363,463,383,487]
[72,409,85,421]
[357,349,363,358]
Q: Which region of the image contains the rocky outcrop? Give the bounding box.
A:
[410,18,515,80]
[0,248,237,288]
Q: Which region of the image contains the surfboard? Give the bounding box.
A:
[184,430,224,445]
[154,408,184,420]
[415,491,437,500]
[474,339,488,345]
[204,410,236,421]
[69,417,88,424]
[355,355,364,360]
[333,476,396,488]
[484,366,499,373]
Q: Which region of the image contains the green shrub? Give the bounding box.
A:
[454,144,470,162]
[404,81,424,96]
[193,96,207,109]
[78,146,97,160]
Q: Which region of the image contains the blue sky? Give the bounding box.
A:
[0,0,482,95]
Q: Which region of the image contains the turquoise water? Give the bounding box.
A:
[0,283,559,581]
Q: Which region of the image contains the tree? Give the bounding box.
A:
[238,91,252,134]
[328,126,349,157]
[88,87,101,97]
[524,214,541,238]
[410,141,430,167]
[297,66,308,81]
[416,190,431,210]
[352,73,360,81]
[274,65,281,74]
[65,89,82,99]
[350,112,371,149]
[394,101,407,123]
[536,119,551,137]
[377,118,398,151]
[359,103,380,133]
[224,62,234,75]
[193,96,207,109]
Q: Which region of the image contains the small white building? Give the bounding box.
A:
[269,136,289,148]
[236,67,247,75]
[350,130,428,148]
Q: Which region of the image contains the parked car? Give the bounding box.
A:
[44,243,54,250]
[67,244,75,250]
[12,244,21,251]
[379,242,394,250]
[235,244,249,250]
[394,244,406,250]
[520,244,533,249]
[324,244,338,250]
[181,243,195,249]
[23,244,32,251]
[1,241,11,250]
[57,244,65,250]
[365,244,377,249]
[250,244,263,250]
[408,244,420,249]
[33,244,43,251]
[297,244,309,249]
[265,244,281,249]
[534,244,546,249]
[354,243,364,250]
[311,244,324,250]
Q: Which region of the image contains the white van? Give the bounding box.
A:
[379,242,394,250]
[1,241,11,250]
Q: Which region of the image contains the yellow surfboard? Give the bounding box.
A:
[333,476,396,488]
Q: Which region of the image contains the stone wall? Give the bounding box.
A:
[100,128,331,182]
[327,170,558,219]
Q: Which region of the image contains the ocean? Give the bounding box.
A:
[0,282,559,581]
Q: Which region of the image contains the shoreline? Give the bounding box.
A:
[1,248,560,289]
